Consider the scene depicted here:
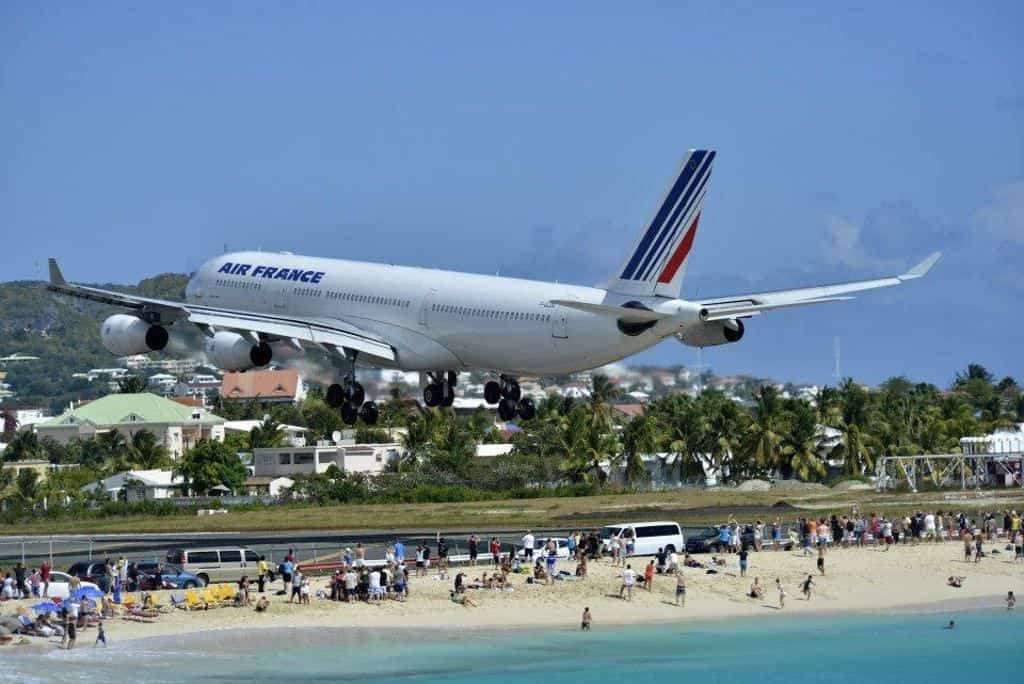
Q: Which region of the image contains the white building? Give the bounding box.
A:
[124,356,202,374]
[252,443,403,477]
[83,469,184,502]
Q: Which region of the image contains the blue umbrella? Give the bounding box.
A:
[71,586,104,600]
[32,601,59,613]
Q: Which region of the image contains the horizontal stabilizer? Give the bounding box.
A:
[550,299,670,323]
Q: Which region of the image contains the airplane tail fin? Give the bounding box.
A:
[609,149,716,298]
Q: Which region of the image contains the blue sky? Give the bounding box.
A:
[2,2,1021,387]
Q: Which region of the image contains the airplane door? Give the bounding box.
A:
[419,290,437,327]
[552,311,568,338]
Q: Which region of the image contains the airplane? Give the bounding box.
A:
[47,149,940,426]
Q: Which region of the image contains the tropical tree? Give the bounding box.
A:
[589,374,621,430]
[174,438,248,495]
[620,413,661,484]
[781,400,826,481]
[248,416,286,450]
[129,430,170,469]
[117,375,149,393]
[743,385,785,475]
[2,429,41,462]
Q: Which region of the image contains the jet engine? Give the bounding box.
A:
[204,331,273,371]
[100,314,169,356]
[676,318,745,348]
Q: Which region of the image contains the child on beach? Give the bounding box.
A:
[802,575,815,600]
[581,607,592,631]
[776,578,786,609]
[94,622,106,648]
[1008,591,1016,610]
[817,547,826,575]
[749,577,763,599]
[675,572,686,607]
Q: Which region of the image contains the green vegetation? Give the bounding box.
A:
[0,275,193,412]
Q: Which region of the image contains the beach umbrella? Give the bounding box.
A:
[31,601,60,613]
[71,586,104,600]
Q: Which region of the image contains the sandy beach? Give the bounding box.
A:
[4,540,1021,651]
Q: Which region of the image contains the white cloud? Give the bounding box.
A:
[975,181,1024,244]
[821,213,900,272]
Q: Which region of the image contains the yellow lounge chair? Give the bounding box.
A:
[184,588,207,610]
[219,585,238,603]
[200,588,222,607]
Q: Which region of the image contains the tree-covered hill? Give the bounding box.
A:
[0,274,191,412]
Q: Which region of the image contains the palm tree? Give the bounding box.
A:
[834,423,875,475]
[744,385,784,475]
[621,413,661,485]
[129,430,170,469]
[248,416,286,450]
[96,429,130,473]
[781,401,825,481]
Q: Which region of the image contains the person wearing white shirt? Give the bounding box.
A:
[668,550,679,574]
[619,565,636,601]
[521,531,535,560]
[368,570,382,600]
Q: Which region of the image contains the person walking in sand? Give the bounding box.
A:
[581,607,592,631]
[802,574,815,600]
[817,547,826,575]
[1008,591,1016,611]
[675,571,687,607]
[776,578,786,609]
[619,564,636,601]
[738,546,749,577]
[94,621,107,648]
[644,559,655,591]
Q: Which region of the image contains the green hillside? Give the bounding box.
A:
[0,274,192,412]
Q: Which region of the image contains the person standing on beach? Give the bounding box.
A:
[468,534,479,567]
[290,568,303,603]
[619,565,636,601]
[738,547,749,577]
[490,537,501,567]
[521,530,535,562]
[675,571,687,607]
[776,578,786,609]
[94,621,107,648]
[581,607,592,631]
[817,547,826,575]
[257,556,268,593]
[802,575,815,600]
[644,559,655,591]
[1007,591,1015,610]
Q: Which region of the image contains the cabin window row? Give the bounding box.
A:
[431,304,550,322]
[325,291,410,308]
[215,279,262,290]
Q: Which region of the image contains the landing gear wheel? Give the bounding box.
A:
[423,383,443,408]
[346,381,365,407]
[359,401,379,425]
[501,379,521,403]
[517,397,536,421]
[484,381,501,405]
[447,371,458,388]
[441,391,455,407]
[326,383,345,408]
[498,398,518,421]
[341,402,359,425]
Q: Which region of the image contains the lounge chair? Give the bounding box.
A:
[218,585,238,603]
[184,589,208,610]
[200,588,222,607]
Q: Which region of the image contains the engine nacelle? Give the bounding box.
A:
[100,314,169,357]
[676,318,745,348]
[204,331,272,371]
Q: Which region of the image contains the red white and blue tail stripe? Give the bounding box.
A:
[610,149,715,297]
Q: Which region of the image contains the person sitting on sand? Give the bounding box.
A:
[749,577,763,599]
[710,555,726,567]
[947,576,965,588]
[533,562,547,584]
[255,596,269,613]
[450,590,477,607]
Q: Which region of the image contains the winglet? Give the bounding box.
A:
[48,258,66,286]
[899,252,942,281]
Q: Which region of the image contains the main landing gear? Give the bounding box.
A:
[326,353,378,426]
[423,371,457,408]
[485,375,534,422]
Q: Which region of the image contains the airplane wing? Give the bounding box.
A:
[47,258,396,361]
[697,252,941,322]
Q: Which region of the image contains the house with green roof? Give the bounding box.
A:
[36,393,225,459]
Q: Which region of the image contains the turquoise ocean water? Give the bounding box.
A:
[1,609,1016,683]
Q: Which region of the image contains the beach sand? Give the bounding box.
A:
[3,541,1022,649]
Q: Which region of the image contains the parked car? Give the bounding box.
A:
[134,562,204,590]
[41,571,100,600]
[600,521,684,556]
[166,547,262,585]
[66,562,112,592]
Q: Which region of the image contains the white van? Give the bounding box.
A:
[166,547,261,585]
[601,521,684,556]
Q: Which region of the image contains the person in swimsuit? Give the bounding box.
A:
[675,571,687,607]
[581,607,592,631]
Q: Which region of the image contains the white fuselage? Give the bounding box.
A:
[186,251,702,376]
